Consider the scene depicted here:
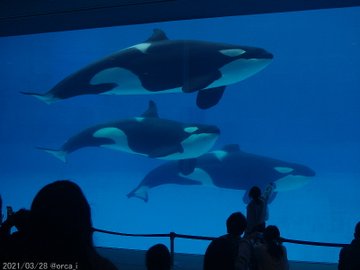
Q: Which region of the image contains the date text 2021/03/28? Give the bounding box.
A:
[2,262,79,270]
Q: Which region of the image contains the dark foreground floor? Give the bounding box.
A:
[97,247,337,270]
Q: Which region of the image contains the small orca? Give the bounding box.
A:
[127,144,315,202]
[22,29,273,109]
[38,101,220,162]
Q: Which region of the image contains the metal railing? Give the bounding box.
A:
[93,227,348,268]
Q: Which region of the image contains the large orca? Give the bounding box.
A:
[22,29,273,109]
[127,144,315,202]
[39,101,220,162]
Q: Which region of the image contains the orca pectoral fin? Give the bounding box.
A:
[196,86,226,109]
[148,144,184,159]
[20,91,56,104]
[178,158,197,175]
[36,147,67,162]
[182,72,222,93]
[127,186,149,202]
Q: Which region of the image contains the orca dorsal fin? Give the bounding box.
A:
[145,29,169,43]
[141,100,159,118]
[222,144,241,152]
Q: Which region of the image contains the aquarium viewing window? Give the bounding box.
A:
[0,2,359,265]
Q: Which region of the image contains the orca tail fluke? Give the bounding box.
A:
[20,91,56,104]
[37,147,67,162]
[127,186,149,202]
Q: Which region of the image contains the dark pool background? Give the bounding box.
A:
[0,7,359,263]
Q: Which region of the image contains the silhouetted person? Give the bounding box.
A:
[0,208,31,260]
[0,208,30,239]
[204,212,251,270]
[245,184,274,236]
[253,225,289,270]
[24,180,117,269]
[338,222,360,270]
[146,243,171,270]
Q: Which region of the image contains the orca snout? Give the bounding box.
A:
[295,165,316,177]
[200,125,220,135]
[261,50,273,59]
[243,47,274,60]
[255,48,273,59]
[304,167,316,177]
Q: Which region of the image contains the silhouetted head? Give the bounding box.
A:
[146,244,171,270]
[355,222,360,240]
[249,186,261,200]
[264,225,281,242]
[263,225,284,260]
[30,180,93,247]
[226,212,247,236]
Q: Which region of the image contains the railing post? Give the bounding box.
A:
[169,232,176,270]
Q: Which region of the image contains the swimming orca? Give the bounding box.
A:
[22,29,273,109]
[38,101,220,162]
[127,144,315,202]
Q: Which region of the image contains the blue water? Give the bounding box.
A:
[1,7,359,263]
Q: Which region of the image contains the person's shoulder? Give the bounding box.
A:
[351,239,360,249]
[342,240,360,254]
[340,245,349,257]
[281,245,288,257]
[340,243,352,253]
[208,236,231,250]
